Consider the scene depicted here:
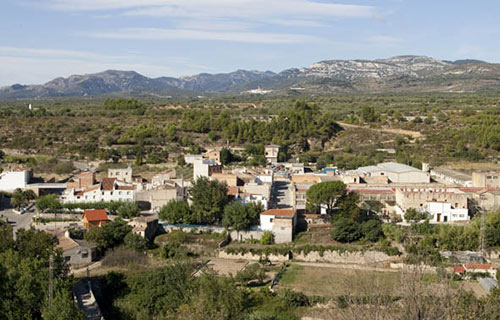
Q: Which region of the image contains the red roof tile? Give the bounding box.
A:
[454,266,466,273]
[83,209,108,222]
[260,209,296,217]
[465,264,493,270]
[101,178,116,191]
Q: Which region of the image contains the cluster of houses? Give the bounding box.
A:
[2,144,500,256]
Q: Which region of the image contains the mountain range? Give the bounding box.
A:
[1,55,499,99]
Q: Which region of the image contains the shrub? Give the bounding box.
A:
[331,217,362,243]
[101,247,147,267]
[260,231,274,245]
[280,289,310,307]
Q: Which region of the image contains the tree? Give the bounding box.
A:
[10,188,36,210]
[222,201,262,232]
[190,176,229,224]
[361,219,383,242]
[117,201,140,219]
[177,155,186,167]
[35,194,62,212]
[404,208,429,223]
[124,232,150,252]
[331,217,362,243]
[159,199,194,224]
[259,231,274,245]
[84,218,132,251]
[485,210,500,247]
[220,148,234,165]
[42,286,86,320]
[177,273,246,320]
[306,181,346,214]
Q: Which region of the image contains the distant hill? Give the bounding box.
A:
[1,55,499,99]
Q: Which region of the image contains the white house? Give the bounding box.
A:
[0,170,30,192]
[108,167,133,183]
[236,193,269,210]
[184,154,203,165]
[426,202,469,223]
[193,159,222,179]
[63,178,135,203]
[260,209,297,243]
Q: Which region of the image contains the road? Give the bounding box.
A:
[272,179,293,209]
[1,208,35,236]
[73,280,104,320]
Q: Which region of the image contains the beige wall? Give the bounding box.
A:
[395,188,468,211]
[472,172,500,188]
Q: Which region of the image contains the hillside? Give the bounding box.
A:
[1,56,499,99]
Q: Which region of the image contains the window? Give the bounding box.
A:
[270,218,274,223]
[64,256,71,262]
[82,251,88,258]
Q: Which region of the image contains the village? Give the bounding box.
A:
[1,144,499,299]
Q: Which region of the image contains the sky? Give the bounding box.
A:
[0,0,499,86]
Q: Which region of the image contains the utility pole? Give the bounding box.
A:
[480,209,486,255]
[48,255,54,309]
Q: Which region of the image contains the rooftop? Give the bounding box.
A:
[431,167,472,181]
[83,209,108,222]
[357,162,423,174]
[260,208,296,217]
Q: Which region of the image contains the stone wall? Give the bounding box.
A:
[218,249,398,265]
[218,250,289,262]
[293,250,396,264]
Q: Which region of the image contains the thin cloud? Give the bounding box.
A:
[0,46,212,86]
[85,28,322,44]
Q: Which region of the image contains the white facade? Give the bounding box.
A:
[193,159,221,178]
[63,180,135,204]
[108,167,133,183]
[426,202,469,223]
[184,154,203,165]
[260,214,274,231]
[0,170,30,192]
[356,162,430,184]
[237,194,269,210]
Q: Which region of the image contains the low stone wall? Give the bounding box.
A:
[161,224,265,242]
[293,250,396,264]
[218,251,289,262]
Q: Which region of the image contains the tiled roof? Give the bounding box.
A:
[454,266,466,273]
[260,209,296,217]
[116,185,135,190]
[83,209,108,222]
[465,264,493,270]
[101,178,116,191]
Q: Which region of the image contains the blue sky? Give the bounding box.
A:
[0,0,499,86]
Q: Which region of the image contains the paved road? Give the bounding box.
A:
[74,280,104,320]
[1,207,35,236]
[272,179,293,209]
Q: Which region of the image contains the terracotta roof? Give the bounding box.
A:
[83,209,108,222]
[82,185,100,194]
[465,264,493,270]
[350,189,394,194]
[227,186,240,196]
[101,178,116,191]
[116,185,135,190]
[260,209,296,217]
[454,266,466,273]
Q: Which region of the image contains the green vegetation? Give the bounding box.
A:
[222,201,262,231]
[306,181,346,214]
[0,223,84,319]
[189,176,230,224]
